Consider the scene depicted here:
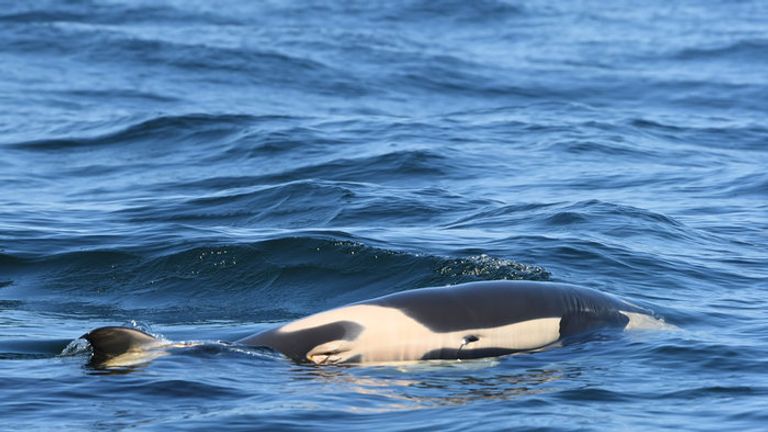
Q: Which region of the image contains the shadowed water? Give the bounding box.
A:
[1,0,767,430]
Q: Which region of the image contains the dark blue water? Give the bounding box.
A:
[1,0,767,430]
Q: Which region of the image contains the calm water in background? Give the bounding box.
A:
[1,0,767,430]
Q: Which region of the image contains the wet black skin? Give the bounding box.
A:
[240,281,646,362]
[83,281,649,364]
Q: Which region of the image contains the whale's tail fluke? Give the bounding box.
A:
[82,326,164,367]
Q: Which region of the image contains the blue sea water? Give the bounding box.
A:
[1,0,767,430]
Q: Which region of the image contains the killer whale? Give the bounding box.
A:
[82,280,658,367]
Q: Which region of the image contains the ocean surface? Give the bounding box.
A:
[1,0,767,430]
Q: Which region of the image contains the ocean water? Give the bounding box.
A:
[1,0,767,430]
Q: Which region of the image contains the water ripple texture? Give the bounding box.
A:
[1,0,767,431]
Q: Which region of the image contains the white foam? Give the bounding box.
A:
[620,311,679,331]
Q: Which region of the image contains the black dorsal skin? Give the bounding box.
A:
[238,281,650,363]
[364,281,645,332]
[81,281,651,365]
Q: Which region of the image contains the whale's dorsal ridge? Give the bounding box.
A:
[82,326,159,363]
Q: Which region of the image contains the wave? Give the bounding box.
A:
[141,149,452,196]
[673,39,768,63]
[1,236,549,321]
[123,180,483,229]
[379,0,523,24]
[5,114,298,151]
[0,1,239,26]
[2,0,524,28]
[445,199,690,237]
[630,118,768,151]
[1,24,366,96]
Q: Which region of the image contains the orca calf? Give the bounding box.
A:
[82,281,659,367]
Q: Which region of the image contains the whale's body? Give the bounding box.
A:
[237,280,649,364]
[83,281,655,367]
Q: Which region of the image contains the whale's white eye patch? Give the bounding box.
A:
[306,340,352,365]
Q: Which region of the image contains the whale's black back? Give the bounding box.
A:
[241,280,649,363]
[364,280,644,335]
